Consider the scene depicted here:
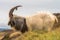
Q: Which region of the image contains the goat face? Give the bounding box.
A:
[8,16,28,33]
[8,17,23,27]
[8,18,15,27]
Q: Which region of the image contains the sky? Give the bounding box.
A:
[0,0,60,25]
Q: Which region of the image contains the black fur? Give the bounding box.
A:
[53,13,60,29]
[20,18,28,33]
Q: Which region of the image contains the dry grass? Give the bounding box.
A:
[0,27,60,40]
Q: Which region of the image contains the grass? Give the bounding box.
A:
[1,27,60,40]
[1,25,60,40]
[14,27,60,40]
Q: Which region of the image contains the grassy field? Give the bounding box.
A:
[1,27,60,40]
[15,28,60,40]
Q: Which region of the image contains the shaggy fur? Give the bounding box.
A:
[8,5,58,33]
[26,12,58,32]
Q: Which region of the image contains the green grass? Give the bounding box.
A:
[15,28,60,40]
[2,27,60,40]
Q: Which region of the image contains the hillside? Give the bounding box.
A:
[0,27,60,40]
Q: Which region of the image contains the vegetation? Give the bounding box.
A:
[1,27,60,40]
[16,28,60,40]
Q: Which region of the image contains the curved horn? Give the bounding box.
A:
[9,5,22,18]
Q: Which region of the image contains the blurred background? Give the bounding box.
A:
[0,0,60,30]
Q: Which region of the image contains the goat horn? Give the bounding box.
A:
[9,5,22,18]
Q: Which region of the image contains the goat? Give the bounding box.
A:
[8,5,58,33]
[8,5,28,33]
